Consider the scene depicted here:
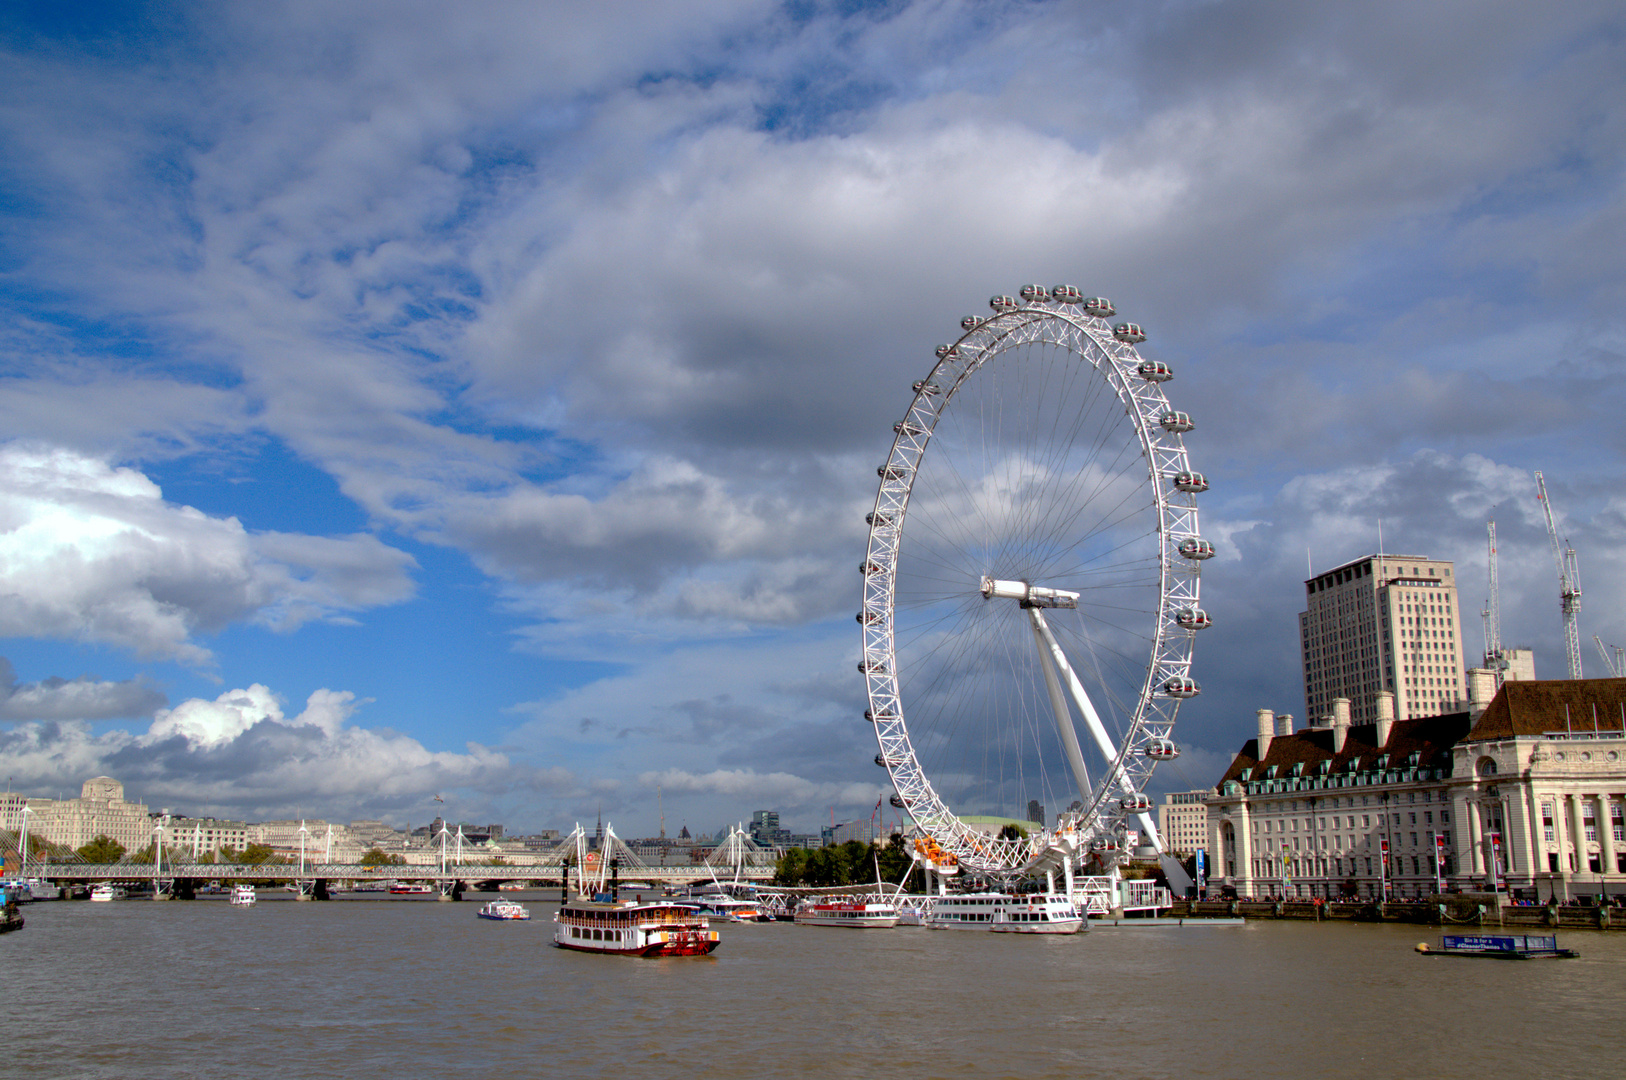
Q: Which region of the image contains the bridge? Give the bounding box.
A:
[29,861,773,890]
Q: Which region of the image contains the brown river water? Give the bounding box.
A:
[6,892,1624,1080]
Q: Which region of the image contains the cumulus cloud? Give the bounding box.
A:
[0,679,575,824]
[0,444,417,662]
[0,657,166,721]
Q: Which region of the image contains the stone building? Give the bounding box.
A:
[1300,554,1467,724]
[19,777,152,853]
[162,817,251,858]
[1206,678,1626,902]
[1157,789,1211,857]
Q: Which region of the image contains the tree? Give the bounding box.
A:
[359,847,406,867]
[220,843,282,865]
[77,835,126,864]
[998,823,1029,842]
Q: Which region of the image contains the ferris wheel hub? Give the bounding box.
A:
[979,576,1079,609]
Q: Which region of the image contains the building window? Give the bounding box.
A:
[1542,804,1555,843]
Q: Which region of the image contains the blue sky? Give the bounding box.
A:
[1,0,1623,836]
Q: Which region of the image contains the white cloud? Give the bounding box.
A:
[0,657,166,721]
[0,443,417,662]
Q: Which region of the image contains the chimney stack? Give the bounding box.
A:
[1376,691,1395,747]
[1466,668,1498,720]
[1256,709,1275,760]
[1277,713,1295,737]
[1331,697,1351,753]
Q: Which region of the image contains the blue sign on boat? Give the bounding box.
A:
[1426,934,1575,959]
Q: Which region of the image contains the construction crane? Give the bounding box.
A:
[1534,471,1583,680]
[1480,519,1505,683]
[1596,636,1624,679]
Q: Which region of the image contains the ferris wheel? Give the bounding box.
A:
[859,285,1210,876]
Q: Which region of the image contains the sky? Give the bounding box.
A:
[1,0,1623,839]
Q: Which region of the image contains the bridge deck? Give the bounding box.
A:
[29,862,774,884]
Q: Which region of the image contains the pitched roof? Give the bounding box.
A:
[1465,678,1626,741]
[1216,711,1474,790]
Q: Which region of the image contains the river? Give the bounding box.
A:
[7,892,1624,1079]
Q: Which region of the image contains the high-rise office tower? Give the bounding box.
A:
[1300,554,1465,722]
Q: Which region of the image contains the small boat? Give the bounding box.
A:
[230,885,256,906]
[794,900,900,928]
[694,895,769,922]
[1417,934,1578,959]
[0,901,21,934]
[89,884,124,902]
[497,882,526,892]
[388,882,435,895]
[477,899,530,921]
[352,881,390,893]
[553,897,719,957]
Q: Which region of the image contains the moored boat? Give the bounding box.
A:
[388,882,434,895]
[794,900,900,928]
[553,897,719,957]
[926,892,1083,933]
[990,894,1084,934]
[230,885,256,906]
[89,884,124,902]
[477,899,530,921]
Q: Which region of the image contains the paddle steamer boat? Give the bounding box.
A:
[553,896,719,957]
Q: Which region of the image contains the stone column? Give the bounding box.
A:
[1568,793,1588,874]
[1237,803,1254,894]
[1468,801,1485,876]
[1600,795,1617,876]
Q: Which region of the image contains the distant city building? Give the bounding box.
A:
[1026,800,1045,827]
[163,817,250,858]
[823,819,880,846]
[748,810,790,848]
[1206,678,1626,902]
[1301,554,1468,723]
[16,777,151,853]
[1157,790,1209,856]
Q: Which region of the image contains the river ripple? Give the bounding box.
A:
[6,892,1625,1080]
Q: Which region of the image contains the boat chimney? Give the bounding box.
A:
[1256,709,1275,760]
[1332,697,1351,753]
[1376,691,1396,747]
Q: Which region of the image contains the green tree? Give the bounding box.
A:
[77,834,127,864]
[998,823,1029,842]
[359,847,406,867]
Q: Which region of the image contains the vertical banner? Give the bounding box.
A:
[1489,832,1502,892]
[1379,837,1390,901]
[1433,831,1445,894]
[1195,848,1206,898]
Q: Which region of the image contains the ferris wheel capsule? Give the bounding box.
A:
[1162,676,1201,698]
[1178,537,1215,560]
[894,420,925,436]
[1159,411,1195,434]
[912,381,940,396]
[1143,738,1179,760]
[866,512,893,527]
[1172,471,1209,493]
[1175,607,1212,630]
[857,609,882,624]
[858,659,887,674]
[890,794,905,809]
[875,754,896,768]
[989,295,1018,312]
[1113,322,1147,344]
[860,560,883,575]
[1137,360,1173,382]
[879,464,909,480]
[1083,297,1115,317]
[935,344,958,359]
[1050,285,1082,304]
[1019,284,1050,303]
[1119,793,1153,813]
[864,708,892,722]
[961,315,983,330]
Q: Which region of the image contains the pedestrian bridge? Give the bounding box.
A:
[30,861,774,889]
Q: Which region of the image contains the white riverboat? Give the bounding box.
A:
[230,885,256,906]
[990,894,1084,934]
[89,884,124,902]
[926,892,1083,934]
[476,899,530,921]
[794,900,900,928]
[553,897,719,957]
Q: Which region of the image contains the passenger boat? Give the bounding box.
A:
[553,897,719,957]
[794,900,900,928]
[477,899,530,921]
[926,892,1083,933]
[696,895,769,922]
[1417,934,1578,959]
[89,884,123,902]
[388,882,434,895]
[990,894,1084,934]
[230,885,256,906]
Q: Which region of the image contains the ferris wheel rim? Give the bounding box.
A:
[859,291,1206,875]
